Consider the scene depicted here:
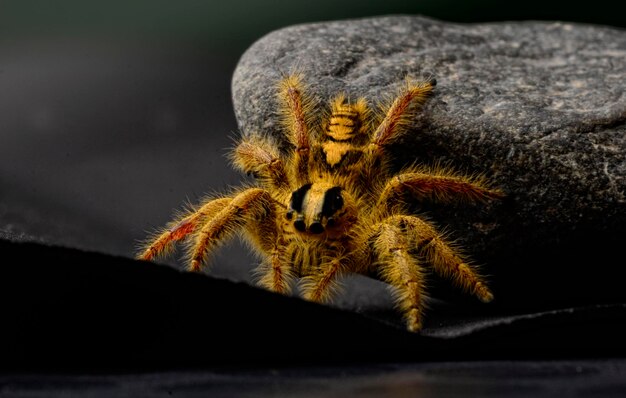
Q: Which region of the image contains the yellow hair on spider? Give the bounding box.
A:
[371,77,436,146]
[277,73,318,148]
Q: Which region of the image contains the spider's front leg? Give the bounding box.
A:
[188,188,275,272]
[138,197,232,261]
[299,251,350,304]
[256,238,295,295]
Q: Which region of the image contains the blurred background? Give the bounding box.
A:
[0,1,623,287]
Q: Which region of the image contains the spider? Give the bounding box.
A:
[138,74,503,332]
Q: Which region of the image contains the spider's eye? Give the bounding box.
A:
[321,187,343,218]
[290,183,312,213]
[294,217,306,232]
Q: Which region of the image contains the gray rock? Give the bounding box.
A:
[232,16,626,301]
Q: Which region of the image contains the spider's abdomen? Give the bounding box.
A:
[314,143,364,169]
[326,107,360,141]
[311,96,372,178]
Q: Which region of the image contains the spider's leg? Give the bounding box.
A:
[377,168,504,212]
[231,135,291,192]
[137,197,232,261]
[278,74,316,185]
[299,251,348,303]
[256,239,295,295]
[370,221,427,332]
[248,212,295,295]
[369,78,435,151]
[393,215,493,303]
[188,188,273,272]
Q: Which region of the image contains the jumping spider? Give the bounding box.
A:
[138,74,503,332]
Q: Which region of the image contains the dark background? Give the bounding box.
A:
[1,1,625,395]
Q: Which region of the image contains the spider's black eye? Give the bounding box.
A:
[290,183,312,213]
[285,211,294,220]
[321,187,343,218]
[294,217,306,232]
[309,222,324,234]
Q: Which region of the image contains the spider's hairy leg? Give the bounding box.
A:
[372,222,427,332]
[231,135,291,191]
[137,197,232,261]
[300,252,348,304]
[278,74,316,184]
[395,215,493,303]
[369,77,436,149]
[250,217,294,295]
[256,240,295,295]
[377,168,504,211]
[189,188,273,272]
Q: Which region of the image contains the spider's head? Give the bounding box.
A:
[286,182,356,236]
[325,95,368,142]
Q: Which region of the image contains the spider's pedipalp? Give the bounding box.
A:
[137,197,232,261]
[188,188,274,272]
[300,253,348,303]
[371,221,427,332]
[231,135,291,191]
[278,74,316,184]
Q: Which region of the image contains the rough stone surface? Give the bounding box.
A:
[232,16,626,288]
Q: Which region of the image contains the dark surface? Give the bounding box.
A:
[2,238,626,398]
[1,28,626,397]
[2,360,626,397]
[2,240,626,398]
[3,238,626,371]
